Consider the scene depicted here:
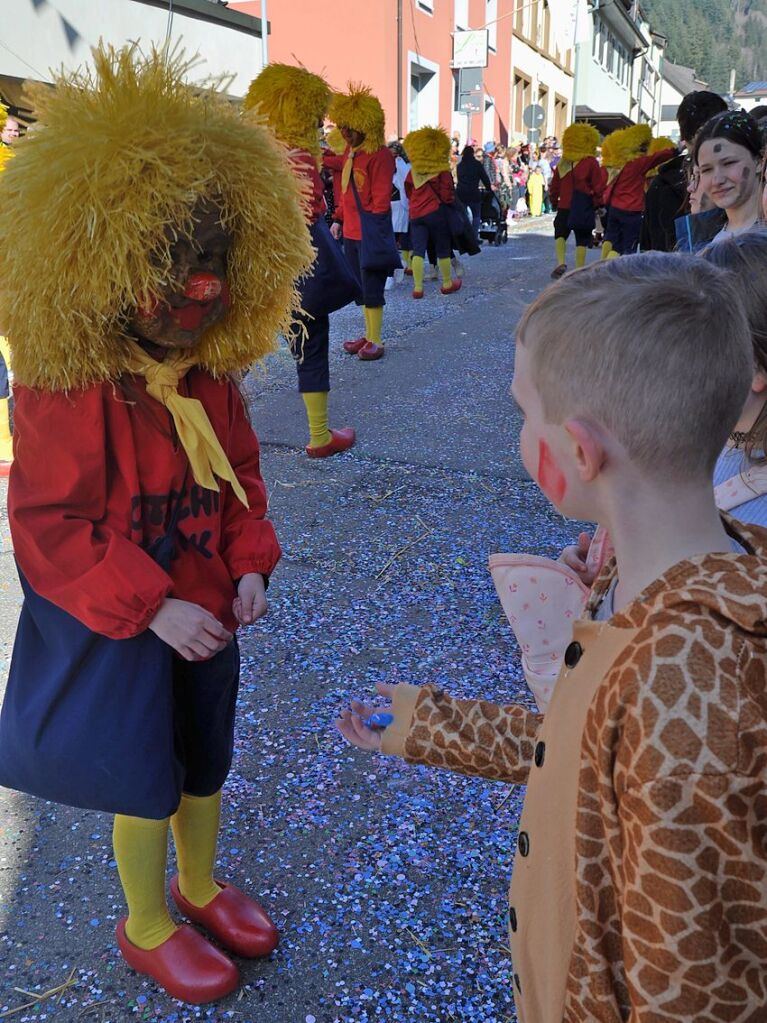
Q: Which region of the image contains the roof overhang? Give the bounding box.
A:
[575,106,634,135]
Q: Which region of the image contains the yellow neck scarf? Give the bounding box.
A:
[341,145,359,193]
[124,340,249,509]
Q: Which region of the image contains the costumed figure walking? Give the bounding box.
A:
[324,83,399,362]
[0,101,15,474]
[244,64,358,459]
[0,45,314,1004]
[601,124,675,257]
[403,126,462,299]
[548,122,603,279]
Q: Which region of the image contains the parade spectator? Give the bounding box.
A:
[526,162,545,217]
[482,141,499,191]
[389,140,412,273]
[495,146,513,221]
[1,115,19,147]
[339,253,767,1023]
[456,144,492,237]
[537,147,553,212]
[694,110,764,244]
[642,90,727,251]
[326,83,397,362]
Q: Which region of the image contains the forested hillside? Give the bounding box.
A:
[642,0,767,93]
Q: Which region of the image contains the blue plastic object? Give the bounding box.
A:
[363,712,394,729]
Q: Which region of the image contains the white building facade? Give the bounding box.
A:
[510,0,575,143]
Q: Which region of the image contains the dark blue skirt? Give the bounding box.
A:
[0,570,239,819]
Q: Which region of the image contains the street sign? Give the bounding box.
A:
[452,30,489,69]
[527,128,541,143]
[458,67,483,114]
[523,104,546,129]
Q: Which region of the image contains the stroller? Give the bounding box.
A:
[478,189,508,246]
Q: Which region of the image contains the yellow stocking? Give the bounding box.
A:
[113,814,176,950]
[601,240,614,260]
[363,306,371,340]
[170,791,222,909]
[0,399,12,463]
[437,257,452,288]
[401,249,412,268]
[411,255,425,291]
[366,306,383,346]
[607,249,619,259]
[575,246,587,269]
[301,392,332,449]
[555,237,566,265]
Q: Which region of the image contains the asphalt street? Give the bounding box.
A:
[0,221,602,1023]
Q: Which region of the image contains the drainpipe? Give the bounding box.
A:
[261,0,269,69]
[397,0,403,138]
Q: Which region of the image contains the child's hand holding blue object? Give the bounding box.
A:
[336,682,397,752]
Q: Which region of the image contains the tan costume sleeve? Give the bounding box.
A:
[609,633,767,1021]
[380,683,542,784]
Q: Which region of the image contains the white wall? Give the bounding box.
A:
[510,35,574,141]
[2,0,263,96]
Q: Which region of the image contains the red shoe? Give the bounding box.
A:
[306,427,356,459]
[0,461,11,478]
[170,876,279,959]
[440,279,462,295]
[404,267,413,276]
[412,289,424,299]
[116,918,238,1004]
[357,341,384,361]
[343,337,369,354]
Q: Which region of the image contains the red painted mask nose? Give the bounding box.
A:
[184,271,223,302]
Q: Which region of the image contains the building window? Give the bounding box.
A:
[417,0,433,12]
[538,84,548,134]
[454,0,469,30]
[513,71,532,134]
[486,0,497,51]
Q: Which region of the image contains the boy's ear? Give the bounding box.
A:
[563,418,606,482]
[752,369,767,394]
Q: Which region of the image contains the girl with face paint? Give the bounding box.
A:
[694,110,764,242]
[0,46,314,1004]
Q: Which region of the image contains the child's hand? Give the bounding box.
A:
[149,598,232,661]
[336,681,397,752]
[233,573,268,626]
[558,531,596,585]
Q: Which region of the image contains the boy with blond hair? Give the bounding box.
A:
[338,253,767,1023]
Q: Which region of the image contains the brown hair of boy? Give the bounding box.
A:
[701,228,767,463]
[516,253,753,478]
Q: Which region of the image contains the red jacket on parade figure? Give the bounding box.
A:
[323,146,395,240]
[291,149,326,224]
[605,148,676,213]
[404,169,455,219]
[549,156,605,211]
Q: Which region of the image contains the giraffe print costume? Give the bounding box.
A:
[381,517,767,1022]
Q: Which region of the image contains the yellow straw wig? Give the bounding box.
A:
[328,83,385,153]
[402,126,451,175]
[601,123,652,171]
[0,44,314,392]
[243,63,330,158]
[0,102,7,133]
[326,126,346,154]
[561,122,599,162]
[649,135,676,155]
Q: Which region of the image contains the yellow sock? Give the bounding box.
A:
[171,791,223,909]
[113,814,176,950]
[0,398,12,463]
[601,240,613,260]
[363,306,371,340]
[575,245,587,269]
[366,306,383,346]
[301,392,332,448]
[555,237,566,265]
[402,249,412,268]
[411,255,425,291]
[607,249,619,259]
[437,257,452,287]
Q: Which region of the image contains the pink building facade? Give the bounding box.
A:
[231,0,516,145]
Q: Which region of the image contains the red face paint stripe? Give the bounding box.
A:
[537,439,567,504]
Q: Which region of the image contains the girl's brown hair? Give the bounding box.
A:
[701,229,767,464]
